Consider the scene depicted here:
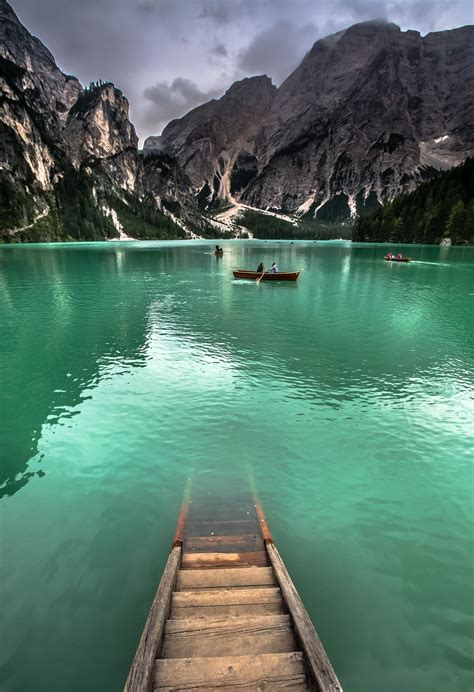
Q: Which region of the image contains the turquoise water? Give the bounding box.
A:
[0,240,473,691]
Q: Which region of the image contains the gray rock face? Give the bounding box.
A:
[155,20,474,220]
[64,83,139,193]
[150,76,277,207]
[0,0,205,238]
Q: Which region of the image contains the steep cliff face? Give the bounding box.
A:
[152,76,277,207]
[65,83,139,194]
[0,0,207,241]
[151,20,474,220]
[242,21,474,219]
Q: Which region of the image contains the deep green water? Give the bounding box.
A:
[0,240,473,691]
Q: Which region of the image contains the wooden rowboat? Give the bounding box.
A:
[124,486,342,691]
[233,270,300,281]
[384,256,412,263]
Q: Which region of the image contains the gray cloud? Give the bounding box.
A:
[238,20,318,84]
[211,43,228,57]
[142,77,223,132]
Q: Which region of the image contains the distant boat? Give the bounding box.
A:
[215,249,224,256]
[233,270,300,281]
[384,255,412,263]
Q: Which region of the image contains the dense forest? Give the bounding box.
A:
[353,158,474,244]
[239,210,352,240]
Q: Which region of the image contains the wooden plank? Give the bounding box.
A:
[153,652,309,690]
[124,545,181,692]
[169,602,286,619]
[181,551,267,569]
[184,534,264,554]
[267,543,343,692]
[185,520,259,537]
[176,566,275,591]
[160,615,296,659]
[172,587,282,608]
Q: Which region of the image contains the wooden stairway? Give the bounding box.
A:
[125,489,342,691]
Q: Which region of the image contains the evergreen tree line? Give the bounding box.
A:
[352,158,474,244]
[239,210,351,240]
[110,193,186,240]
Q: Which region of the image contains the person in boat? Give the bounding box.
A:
[215,245,223,253]
[270,262,278,273]
[396,253,403,259]
[386,252,394,259]
[257,262,264,273]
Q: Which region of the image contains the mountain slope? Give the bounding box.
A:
[352,156,474,244]
[0,0,209,242]
[150,20,474,222]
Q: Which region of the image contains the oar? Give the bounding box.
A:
[256,267,267,284]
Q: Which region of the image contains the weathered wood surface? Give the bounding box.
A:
[184,534,264,553]
[176,566,275,591]
[153,651,310,692]
[172,587,282,608]
[185,520,259,537]
[124,545,181,692]
[161,614,296,658]
[267,543,343,692]
[153,652,309,690]
[181,550,267,569]
[127,485,341,692]
[170,602,287,619]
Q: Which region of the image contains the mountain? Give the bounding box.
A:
[0,0,207,242]
[2,1,473,243]
[352,156,474,244]
[148,20,474,222]
[151,76,277,208]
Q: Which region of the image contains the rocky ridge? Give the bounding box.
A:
[150,20,474,221]
[0,0,206,241]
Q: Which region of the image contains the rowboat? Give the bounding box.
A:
[384,255,412,263]
[124,481,342,692]
[215,250,224,256]
[233,270,300,281]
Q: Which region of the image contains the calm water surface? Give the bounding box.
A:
[0,240,473,691]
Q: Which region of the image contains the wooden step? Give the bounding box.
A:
[172,587,282,607]
[160,615,296,659]
[185,520,259,537]
[154,652,309,689]
[169,602,286,619]
[176,567,276,591]
[181,551,267,569]
[184,534,264,554]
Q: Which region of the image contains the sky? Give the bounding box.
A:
[10,0,474,143]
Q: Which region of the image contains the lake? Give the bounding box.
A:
[0,240,473,691]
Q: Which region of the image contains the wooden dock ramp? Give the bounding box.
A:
[125,486,342,691]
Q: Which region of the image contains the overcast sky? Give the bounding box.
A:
[10,0,474,142]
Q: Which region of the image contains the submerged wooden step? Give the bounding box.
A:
[153,651,310,690]
[184,534,264,554]
[176,567,276,591]
[181,551,267,569]
[160,615,296,659]
[185,520,259,537]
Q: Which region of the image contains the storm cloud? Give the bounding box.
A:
[9,0,474,141]
[143,78,223,131]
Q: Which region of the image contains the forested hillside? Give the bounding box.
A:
[352,158,474,244]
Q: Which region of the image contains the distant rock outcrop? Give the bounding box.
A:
[148,76,277,208]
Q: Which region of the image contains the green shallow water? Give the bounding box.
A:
[0,240,473,691]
